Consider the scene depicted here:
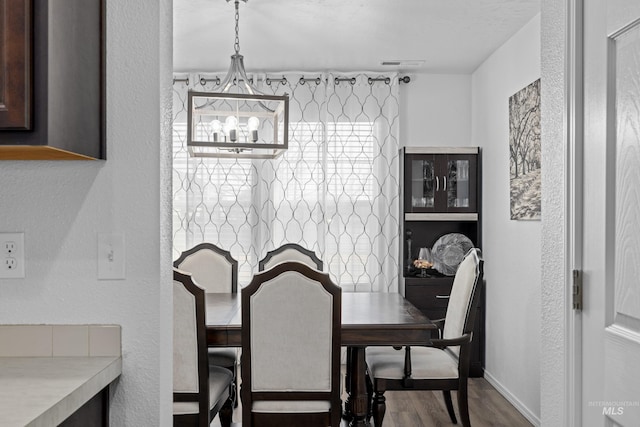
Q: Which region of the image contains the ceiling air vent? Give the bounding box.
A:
[381,60,425,67]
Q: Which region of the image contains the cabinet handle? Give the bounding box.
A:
[443,176,447,191]
[435,176,439,191]
[435,295,450,299]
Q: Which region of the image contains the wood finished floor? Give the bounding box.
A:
[211,377,533,427]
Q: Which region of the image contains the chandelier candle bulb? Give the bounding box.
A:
[248,116,260,142]
[225,116,238,141]
[210,120,222,142]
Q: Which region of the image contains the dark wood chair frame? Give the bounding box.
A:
[173,269,233,427]
[258,243,324,271]
[369,250,484,427]
[241,262,342,427]
[174,243,238,294]
[174,243,239,407]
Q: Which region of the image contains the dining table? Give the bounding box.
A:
[205,291,435,427]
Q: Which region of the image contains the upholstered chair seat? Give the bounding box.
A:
[366,346,459,380]
[173,366,233,416]
[252,400,332,413]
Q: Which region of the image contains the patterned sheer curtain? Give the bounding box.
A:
[173,72,400,292]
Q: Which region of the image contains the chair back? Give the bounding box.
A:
[173,268,209,421]
[241,262,341,424]
[442,248,484,356]
[174,243,238,293]
[258,243,323,271]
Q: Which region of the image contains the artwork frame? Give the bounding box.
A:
[509,79,541,220]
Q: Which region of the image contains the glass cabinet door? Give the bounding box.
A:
[447,159,470,208]
[443,154,476,212]
[404,153,476,213]
[410,158,436,209]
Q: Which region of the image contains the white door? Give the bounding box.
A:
[582,0,640,425]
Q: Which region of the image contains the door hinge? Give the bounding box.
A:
[572,269,583,311]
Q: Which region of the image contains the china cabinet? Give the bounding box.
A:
[400,146,484,376]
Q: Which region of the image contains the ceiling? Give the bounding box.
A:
[173,0,540,75]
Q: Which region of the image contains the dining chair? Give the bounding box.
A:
[258,242,323,271]
[173,268,233,427]
[241,261,342,427]
[366,248,484,427]
[174,243,239,406]
[174,243,238,294]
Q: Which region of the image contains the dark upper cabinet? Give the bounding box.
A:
[0,0,105,160]
[404,149,478,214]
[0,0,32,130]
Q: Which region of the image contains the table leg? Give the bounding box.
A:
[344,346,370,426]
[343,347,354,420]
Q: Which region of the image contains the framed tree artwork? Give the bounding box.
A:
[509,79,541,220]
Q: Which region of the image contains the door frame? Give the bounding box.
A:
[542,0,584,425]
[566,1,584,426]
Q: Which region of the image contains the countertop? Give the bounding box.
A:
[0,356,122,427]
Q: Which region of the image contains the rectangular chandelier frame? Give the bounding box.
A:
[187,91,289,159]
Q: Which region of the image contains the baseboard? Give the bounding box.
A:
[483,370,541,426]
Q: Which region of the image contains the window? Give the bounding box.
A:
[172,73,400,291]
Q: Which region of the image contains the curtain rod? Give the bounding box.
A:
[173,74,411,86]
[333,76,411,85]
[173,77,189,85]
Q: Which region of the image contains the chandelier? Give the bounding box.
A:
[187,0,289,159]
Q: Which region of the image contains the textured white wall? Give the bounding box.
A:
[471,14,541,425]
[0,0,173,425]
[159,0,175,424]
[400,27,544,423]
[400,73,472,147]
[540,0,568,425]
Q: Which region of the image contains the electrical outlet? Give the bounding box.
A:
[5,258,17,270]
[0,233,25,279]
[4,241,16,255]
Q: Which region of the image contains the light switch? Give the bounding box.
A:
[98,233,125,280]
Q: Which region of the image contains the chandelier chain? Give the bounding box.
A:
[234,0,240,54]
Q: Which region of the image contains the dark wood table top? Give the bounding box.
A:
[205,292,435,347]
